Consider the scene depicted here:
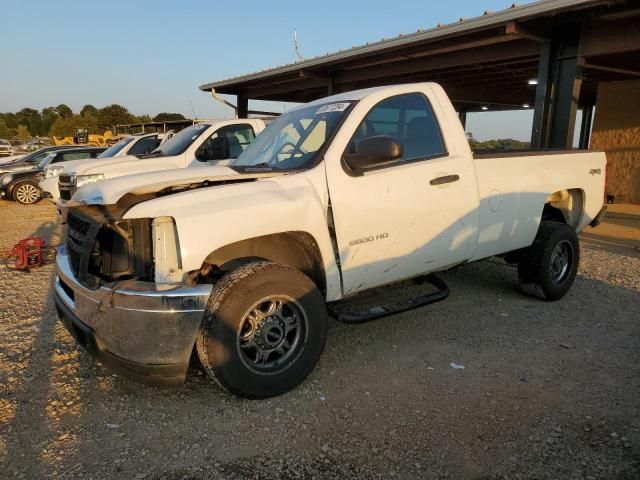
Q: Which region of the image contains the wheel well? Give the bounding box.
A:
[198,232,326,295]
[543,189,584,229]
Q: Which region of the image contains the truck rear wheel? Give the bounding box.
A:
[517,221,580,301]
[196,261,328,398]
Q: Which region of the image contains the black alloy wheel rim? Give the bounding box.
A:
[549,240,574,285]
[237,295,307,374]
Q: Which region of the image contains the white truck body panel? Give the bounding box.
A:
[120,165,344,301]
[66,119,266,178]
[47,119,266,204]
[470,150,605,261]
[70,82,606,302]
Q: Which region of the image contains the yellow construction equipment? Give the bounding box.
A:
[53,128,115,147]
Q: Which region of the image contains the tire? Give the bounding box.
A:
[12,181,41,205]
[196,261,328,399]
[517,221,580,301]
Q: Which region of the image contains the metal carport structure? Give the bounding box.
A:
[199,0,640,200]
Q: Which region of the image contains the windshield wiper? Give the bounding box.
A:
[140,151,164,158]
[236,162,275,171]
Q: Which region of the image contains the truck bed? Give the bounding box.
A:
[468,149,607,262]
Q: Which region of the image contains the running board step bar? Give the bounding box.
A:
[327,274,449,324]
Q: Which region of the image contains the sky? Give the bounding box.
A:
[0,0,540,141]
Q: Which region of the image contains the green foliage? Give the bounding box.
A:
[16,124,31,141]
[97,104,135,130]
[1,104,153,138]
[41,107,59,136]
[0,119,10,139]
[56,104,73,119]
[81,104,98,117]
[467,133,530,151]
[152,112,186,122]
[50,114,97,137]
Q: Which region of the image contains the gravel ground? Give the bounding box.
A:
[1,200,639,480]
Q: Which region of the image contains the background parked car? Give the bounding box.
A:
[0,146,105,204]
[0,139,14,157]
[20,137,53,152]
[0,145,77,174]
[38,132,170,202]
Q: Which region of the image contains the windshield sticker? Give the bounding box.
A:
[315,103,350,115]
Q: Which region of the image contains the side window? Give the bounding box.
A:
[29,152,49,164]
[196,124,256,161]
[347,93,445,164]
[55,152,91,162]
[128,136,159,155]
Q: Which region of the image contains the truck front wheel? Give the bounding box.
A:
[517,221,580,301]
[196,261,328,398]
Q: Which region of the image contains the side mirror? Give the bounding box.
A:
[344,135,403,170]
[197,136,230,162]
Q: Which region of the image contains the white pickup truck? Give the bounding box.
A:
[52,119,266,202]
[54,83,606,399]
[39,132,170,202]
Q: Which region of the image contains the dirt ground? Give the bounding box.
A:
[1,201,639,480]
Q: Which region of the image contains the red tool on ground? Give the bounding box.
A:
[6,237,47,270]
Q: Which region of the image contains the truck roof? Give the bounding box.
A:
[299,82,441,109]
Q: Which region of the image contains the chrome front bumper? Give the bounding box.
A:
[54,245,212,385]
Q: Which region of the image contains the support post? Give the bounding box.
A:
[579,105,594,149]
[530,24,583,150]
[458,111,467,129]
[237,93,248,119]
[328,76,336,96]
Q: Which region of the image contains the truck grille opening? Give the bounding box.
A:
[65,208,153,288]
[66,211,93,277]
[60,189,73,201]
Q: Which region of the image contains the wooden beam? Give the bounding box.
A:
[505,21,549,43]
[298,70,331,81]
[582,62,640,78]
[245,78,330,99]
[335,40,538,85]
[580,17,640,57]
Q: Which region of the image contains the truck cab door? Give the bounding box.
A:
[325,91,478,296]
[190,123,257,167]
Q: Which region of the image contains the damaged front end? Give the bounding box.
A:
[66,206,154,289]
[55,204,212,386]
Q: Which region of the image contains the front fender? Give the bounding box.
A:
[124,167,342,301]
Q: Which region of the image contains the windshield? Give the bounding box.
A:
[0,140,9,145]
[231,101,353,170]
[37,153,56,169]
[98,137,134,158]
[150,123,209,157]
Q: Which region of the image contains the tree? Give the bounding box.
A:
[81,104,98,117]
[14,108,42,136]
[16,124,31,141]
[49,114,97,138]
[152,112,186,122]
[0,119,10,139]
[97,104,135,130]
[40,107,59,136]
[135,115,152,123]
[56,104,73,119]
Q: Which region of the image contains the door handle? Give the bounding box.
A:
[430,174,460,186]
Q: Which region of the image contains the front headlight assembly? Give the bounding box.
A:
[1,174,13,185]
[75,174,105,189]
[45,166,64,179]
